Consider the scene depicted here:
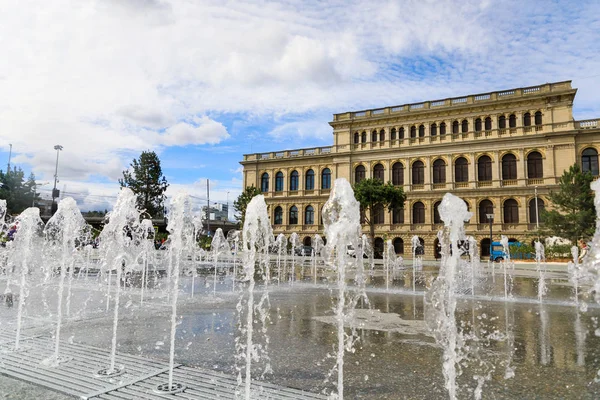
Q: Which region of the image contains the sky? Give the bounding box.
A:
[1,0,600,217]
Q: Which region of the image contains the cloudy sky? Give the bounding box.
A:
[1,0,599,215]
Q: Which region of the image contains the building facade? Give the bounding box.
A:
[240,81,600,259]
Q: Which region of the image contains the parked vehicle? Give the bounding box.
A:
[490,241,533,262]
[295,246,313,256]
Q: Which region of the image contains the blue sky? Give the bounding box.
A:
[1,0,599,215]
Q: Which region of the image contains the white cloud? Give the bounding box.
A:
[162,117,229,146]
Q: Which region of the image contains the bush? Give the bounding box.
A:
[545,244,573,261]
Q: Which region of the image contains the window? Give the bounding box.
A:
[440,122,446,135]
[527,151,543,178]
[412,161,424,184]
[372,130,378,142]
[475,118,482,132]
[478,199,494,223]
[523,112,531,127]
[374,238,384,259]
[455,157,468,182]
[392,162,404,185]
[355,165,366,183]
[433,159,446,184]
[391,128,397,140]
[535,111,542,126]
[399,127,405,139]
[461,119,468,133]
[353,132,359,144]
[289,206,298,224]
[393,238,404,254]
[392,206,404,224]
[305,205,314,225]
[305,169,315,190]
[419,125,425,137]
[582,148,599,175]
[412,202,425,224]
[289,170,299,191]
[373,163,384,181]
[485,117,492,131]
[433,201,442,224]
[477,155,492,181]
[529,198,545,224]
[274,206,283,225]
[503,199,519,223]
[509,114,516,128]
[361,131,367,143]
[261,173,269,192]
[373,204,384,224]
[430,123,437,136]
[410,126,417,138]
[452,120,459,134]
[498,115,506,129]
[502,153,517,180]
[321,168,331,189]
[275,171,284,191]
[379,129,385,142]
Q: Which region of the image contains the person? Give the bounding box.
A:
[578,239,589,262]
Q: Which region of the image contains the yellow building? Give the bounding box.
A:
[240,81,600,259]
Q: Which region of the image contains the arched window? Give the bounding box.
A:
[373,204,384,224]
[527,151,543,178]
[391,128,397,140]
[392,162,404,185]
[477,155,492,181]
[419,124,425,137]
[392,206,404,224]
[498,115,506,129]
[502,153,517,180]
[305,169,315,190]
[289,206,298,224]
[275,171,284,191]
[374,238,384,259]
[353,132,359,144]
[410,126,417,138]
[455,157,468,182]
[523,112,531,127]
[399,127,405,139]
[485,117,492,131]
[379,129,385,142]
[433,200,442,224]
[274,206,283,225]
[535,111,543,126]
[373,163,384,181]
[303,236,312,246]
[261,173,269,192]
[412,202,425,224]
[412,161,424,184]
[452,120,459,134]
[393,238,404,254]
[440,122,446,135]
[372,130,378,142]
[305,205,314,225]
[478,199,494,224]
[529,198,545,224]
[361,131,367,143]
[582,148,599,175]
[461,119,468,133]
[321,168,331,189]
[480,238,491,258]
[433,159,446,184]
[503,199,519,223]
[355,165,366,183]
[289,170,299,191]
[475,118,482,132]
[430,123,437,136]
[509,114,516,128]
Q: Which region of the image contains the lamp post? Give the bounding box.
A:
[226,191,229,222]
[51,145,63,215]
[534,186,540,231]
[486,213,494,260]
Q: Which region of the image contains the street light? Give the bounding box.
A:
[51,145,63,215]
[486,213,494,260]
[534,186,540,231]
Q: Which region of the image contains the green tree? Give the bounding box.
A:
[233,185,261,227]
[541,164,595,243]
[118,151,169,218]
[0,169,39,215]
[353,178,406,248]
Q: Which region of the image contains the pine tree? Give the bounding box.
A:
[233,186,261,227]
[118,151,169,218]
[541,164,596,243]
[0,169,39,215]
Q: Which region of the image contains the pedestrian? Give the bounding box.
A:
[578,239,589,262]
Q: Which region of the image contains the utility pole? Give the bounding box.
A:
[486,213,494,260]
[7,143,12,173]
[206,179,210,237]
[51,145,63,215]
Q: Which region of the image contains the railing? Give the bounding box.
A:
[410,103,424,110]
[412,184,424,190]
[431,100,445,107]
[578,119,598,129]
[455,182,469,188]
[498,90,515,97]
[452,97,467,104]
[475,94,491,101]
[372,108,385,115]
[432,183,446,190]
[527,178,543,185]
[477,181,492,187]
[501,179,517,186]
